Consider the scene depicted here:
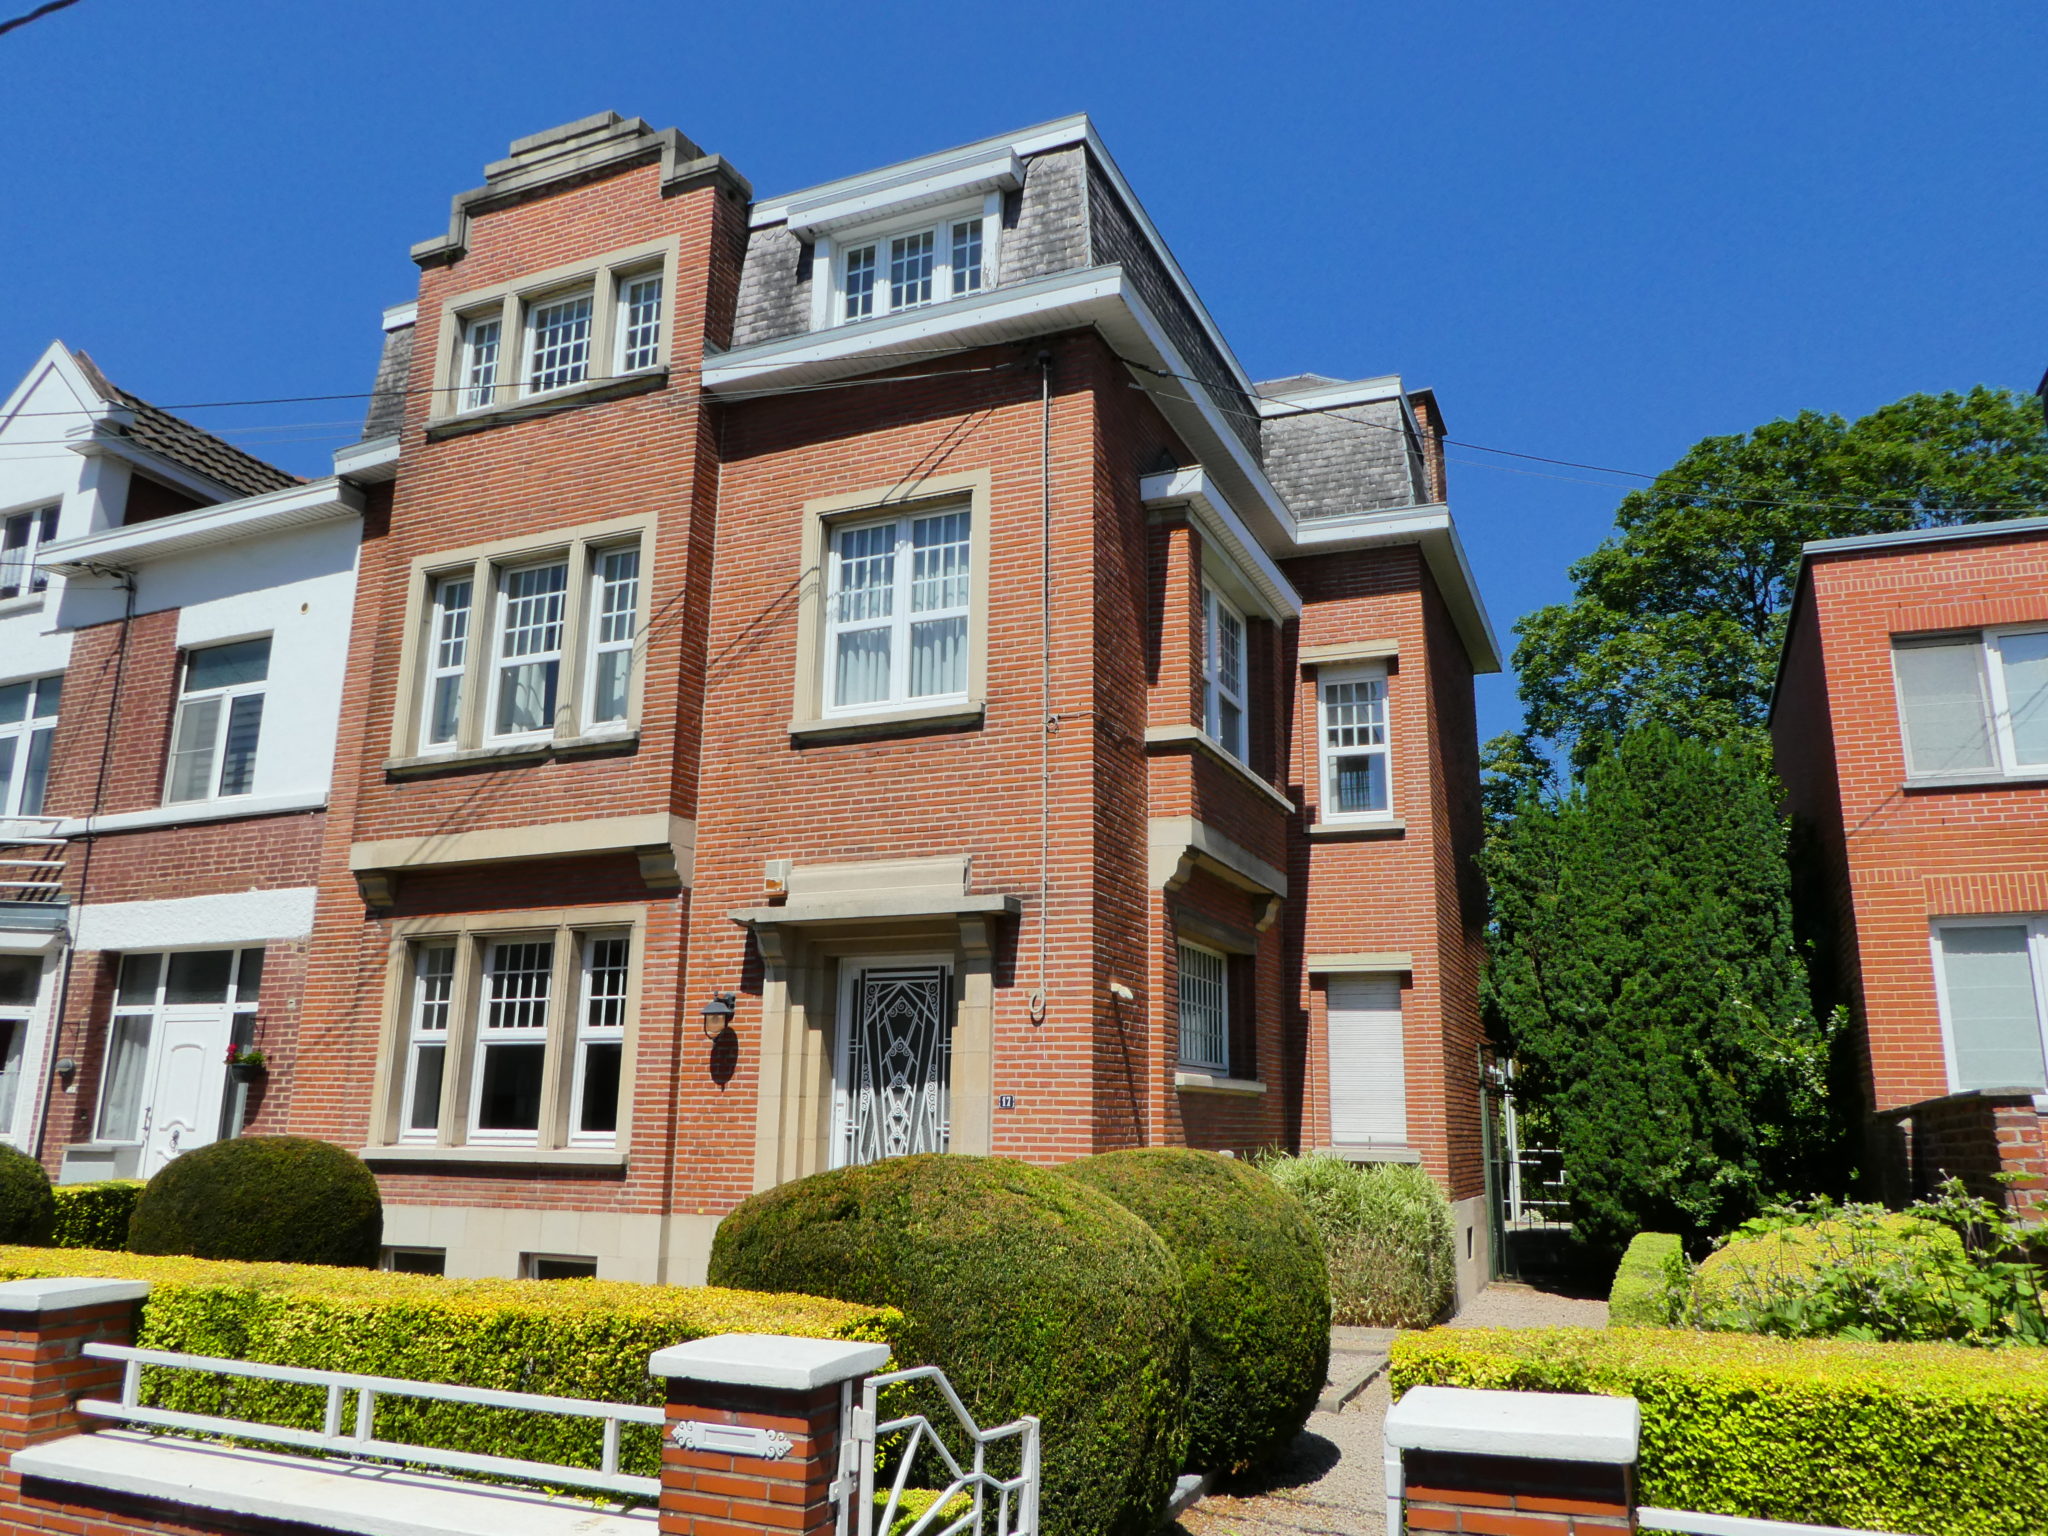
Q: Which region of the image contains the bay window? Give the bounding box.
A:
[0,674,60,818]
[166,638,269,803]
[1895,628,2048,779]
[1202,585,1247,761]
[383,919,638,1151]
[824,506,971,714]
[1317,665,1392,821]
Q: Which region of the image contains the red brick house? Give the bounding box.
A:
[1775,517,2048,1213]
[163,111,1499,1288]
[0,342,361,1184]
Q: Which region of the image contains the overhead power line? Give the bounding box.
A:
[0,0,82,38]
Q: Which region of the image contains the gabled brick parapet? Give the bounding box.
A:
[649,1333,890,1536]
[1386,1387,1639,1533]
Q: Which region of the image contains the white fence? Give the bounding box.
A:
[843,1365,1040,1536]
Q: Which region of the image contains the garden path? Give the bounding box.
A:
[1173,1283,1607,1536]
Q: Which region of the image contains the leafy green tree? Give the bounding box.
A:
[1481,727,1841,1259]
[1512,387,2048,769]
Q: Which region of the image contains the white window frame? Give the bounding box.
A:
[486,559,571,745]
[614,269,665,375]
[0,952,44,1141]
[164,637,271,805]
[398,942,455,1143]
[420,575,474,750]
[821,506,973,718]
[1929,917,2048,1097]
[95,947,264,1146]
[456,313,502,412]
[582,545,641,732]
[468,936,558,1146]
[0,674,61,819]
[1894,625,2048,780]
[568,931,630,1146]
[522,287,596,397]
[1316,664,1393,823]
[0,505,58,603]
[827,198,996,327]
[1176,941,1230,1074]
[1202,583,1248,763]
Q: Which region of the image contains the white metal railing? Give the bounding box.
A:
[0,816,65,903]
[1640,1509,1910,1536]
[79,1342,665,1499]
[842,1366,1039,1536]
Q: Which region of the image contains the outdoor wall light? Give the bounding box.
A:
[700,992,737,1041]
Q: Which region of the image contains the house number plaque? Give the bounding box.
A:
[669,1420,795,1459]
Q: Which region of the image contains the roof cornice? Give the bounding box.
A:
[1289,505,1503,673]
[41,477,363,576]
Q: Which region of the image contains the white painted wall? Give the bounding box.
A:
[0,346,100,696]
[70,887,318,953]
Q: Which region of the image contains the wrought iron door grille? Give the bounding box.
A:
[845,966,951,1166]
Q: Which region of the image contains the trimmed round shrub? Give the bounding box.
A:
[1062,1149,1328,1475]
[1259,1153,1455,1326]
[709,1155,1189,1536]
[128,1136,381,1266]
[0,1144,55,1245]
[1694,1212,1964,1320]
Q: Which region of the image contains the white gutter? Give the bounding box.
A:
[1801,514,2048,557]
[1293,504,1502,672]
[1140,468,1301,620]
[40,477,364,576]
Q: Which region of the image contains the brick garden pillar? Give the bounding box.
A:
[1385,1386,1640,1533]
[650,1333,891,1536]
[0,1277,151,1479]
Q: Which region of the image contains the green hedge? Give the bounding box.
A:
[0,1245,902,1482]
[50,1181,144,1251]
[129,1136,381,1266]
[1607,1233,1681,1326]
[1390,1326,2048,1535]
[710,1154,1189,1536]
[1063,1148,1329,1475]
[0,1144,54,1244]
[1258,1153,1455,1325]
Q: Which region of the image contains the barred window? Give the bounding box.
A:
[1176,942,1229,1073]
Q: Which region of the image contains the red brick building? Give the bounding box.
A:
[56,113,1494,1289]
[1775,518,2048,1213]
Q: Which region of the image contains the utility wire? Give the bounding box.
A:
[0,0,81,38]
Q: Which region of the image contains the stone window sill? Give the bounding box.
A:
[1307,818,1406,839]
[385,730,638,779]
[1174,1070,1267,1097]
[790,701,985,744]
[423,370,668,441]
[1142,725,1295,815]
[357,1145,626,1169]
[1902,769,2048,793]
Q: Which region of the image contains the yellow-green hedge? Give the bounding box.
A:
[49,1181,144,1251]
[1606,1232,1680,1326]
[1390,1326,2048,1535]
[0,1245,902,1482]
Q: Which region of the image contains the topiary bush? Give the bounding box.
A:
[128,1137,381,1266]
[50,1180,144,1251]
[709,1155,1189,1536]
[0,1143,54,1245]
[1258,1152,1455,1325]
[1608,1232,1682,1326]
[1062,1148,1327,1476]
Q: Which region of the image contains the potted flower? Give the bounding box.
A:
[225,1045,267,1084]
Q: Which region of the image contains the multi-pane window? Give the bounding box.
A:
[1896,629,2048,779]
[491,563,568,739]
[837,216,987,323]
[526,292,594,394]
[1203,586,1248,761]
[0,954,40,1138]
[1933,921,2048,1092]
[586,548,640,727]
[471,939,553,1141]
[400,944,455,1141]
[617,274,664,373]
[571,933,629,1142]
[97,947,263,1143]
[0,506,57,602]
[459,315,501,412]
[165,638,270,804]
[824,507,971,713]
[1177,942,1229,1073]
[422,576,472,748]
[1318,667,1391,820]
[0,675,60,818]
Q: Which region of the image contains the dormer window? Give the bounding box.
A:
[835,212,989,325]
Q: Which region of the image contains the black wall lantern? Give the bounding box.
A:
[700,992,737,1041]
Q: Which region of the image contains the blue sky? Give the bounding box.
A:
[6,1,2043,743]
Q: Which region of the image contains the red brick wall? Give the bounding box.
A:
[1894,1090,2048,1219]
[1773,532,2048,1131]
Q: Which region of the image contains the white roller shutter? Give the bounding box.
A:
[1327,974,1406,1143]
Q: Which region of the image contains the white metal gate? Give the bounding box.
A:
[836,1365,1039,1536]
[835,964,952,1167]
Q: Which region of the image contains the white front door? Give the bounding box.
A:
[1327,973,1407,1145]
[137,1007,232,1176]
[831,959,953,1168]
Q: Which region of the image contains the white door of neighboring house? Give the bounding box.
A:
[1327,973,1407,1145]
[831,958,953,1168]
[137,1007,232,1176]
